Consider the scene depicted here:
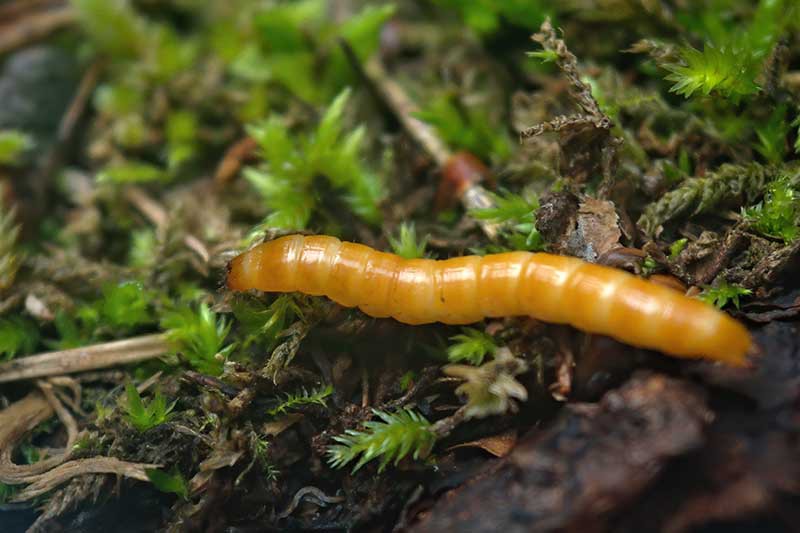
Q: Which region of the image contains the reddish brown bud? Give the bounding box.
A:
[436,151,491,210]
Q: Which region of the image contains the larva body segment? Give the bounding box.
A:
[228,235,752,366]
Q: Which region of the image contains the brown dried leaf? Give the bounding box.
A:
[447,430,518,458]
[566,198,622,262]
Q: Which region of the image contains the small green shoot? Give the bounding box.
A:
[244,89,384,231]
[266,385,333,417]
[699,280,752,309]
[165,110,199,170]
[447,327,497,365]
[0,316,39,361]
[97,162,167,184]
[399,371,416,391]
[742,177,799,243]
[471,190,544,251]
[388,223,429,259]
[433,0,550,35]
[161,303,234,376]
[0,130,33,166]
[414,94,511,161]
[327,408,436,473]
[98,281,154,329]
[527,49,558,63]
[754,104,789,164]
[253,437,280,481]
[663,42,759,102]
[146,467,188,499]
[71,0,147,58]
[128,228,158,269]
[49,281,155,348]
[233,294,302,351]
[659,0,794,102]
[641,256,658,276]
[669,238,688,260]
[123,383,176,432]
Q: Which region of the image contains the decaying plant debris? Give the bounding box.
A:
[1,0,800,531]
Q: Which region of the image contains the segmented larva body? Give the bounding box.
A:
[228,235,752,366]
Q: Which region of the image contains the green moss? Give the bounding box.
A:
[71,0,146,58]
[161,303,234,376]
[266,385,333,417]
[233,294,302,352]
[123,383,176,432]
[0,130,33,166]
[327,408,435,473]
[638,162,790,236]
[97,162,168,184]
[145,467,188,499]
[414,93,511,161]
[699,279,752,309]
[754,104,790,164]
[434,0,551,35]
[388,223,429,259]
[245,89,384,231]
[471,190,544,252]
[659,0,795,102]
[447,327,497,365]
[0,316,40,361]
[742,176,799,242]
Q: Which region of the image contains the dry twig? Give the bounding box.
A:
[0,333,168,383]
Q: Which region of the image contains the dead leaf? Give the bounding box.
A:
[447,430,518,458]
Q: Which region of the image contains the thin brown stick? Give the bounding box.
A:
[37,380,79,450]
[12,456,159,501]
[361,53,452,167]
[36,60,104,204]
[0,0,66,22]
[57,60,104,144]
[0,334,168,383]
[213,136,259,187]
[48,376,86,416]
[341,43,502,240]
[0,4,75,55]
[0,392,160,502]
[0,392,58,483]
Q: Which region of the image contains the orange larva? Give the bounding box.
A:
[227,235,752,366]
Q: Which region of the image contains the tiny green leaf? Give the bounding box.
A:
[699,280,752,309]
[327,408,435,473]
[146,467,188,499]
[266,385,332,417]
[161,303,233,376]
[388,223,429,259]
[447,328,497,365]
[123,383,176,432]
[669,238,688,260]
[0,130,33,166]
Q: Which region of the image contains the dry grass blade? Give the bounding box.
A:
[0,333,168,383]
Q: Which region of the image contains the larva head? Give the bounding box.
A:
[697,310,753,367]
[655,294,753,366]
[226,235,305,293]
